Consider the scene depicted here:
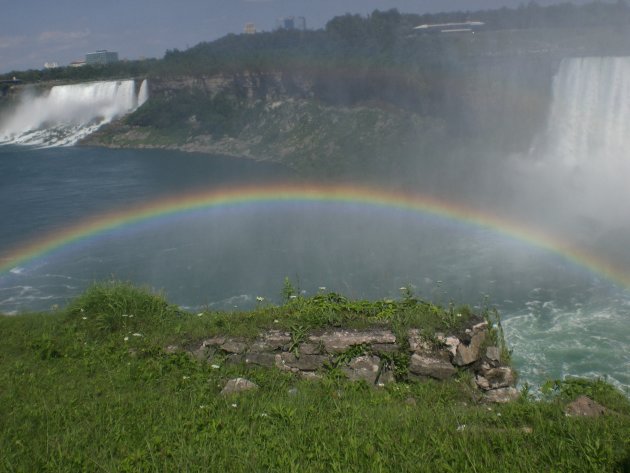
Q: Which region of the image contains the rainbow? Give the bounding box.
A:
[1,182,629,288]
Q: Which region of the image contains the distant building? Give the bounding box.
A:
[69,60,86,68]
[276,16,306,31]
[44,62,59,69]
[413,21,485,34]
[244,22,256,34]
[85,50,119,65]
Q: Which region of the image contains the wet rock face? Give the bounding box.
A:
[186,321,517,401]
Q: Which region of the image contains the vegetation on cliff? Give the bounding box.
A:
[1,281,629,471]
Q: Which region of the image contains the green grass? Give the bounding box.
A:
[1,281,629,472]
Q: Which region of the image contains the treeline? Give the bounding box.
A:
[2,1,630,83]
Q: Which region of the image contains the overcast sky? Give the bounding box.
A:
[1,0,590,73]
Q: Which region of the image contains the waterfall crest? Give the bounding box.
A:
[0,79,148,147]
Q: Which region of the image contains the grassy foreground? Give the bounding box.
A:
[1,282,629,472]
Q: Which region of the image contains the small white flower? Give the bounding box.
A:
[399,287,407,291]
[182,376,190,380]
[456,424,466,432]
[122,314,128,317]
[132,333,143,337]
[124,336,129,341]
[289,295,297,300]
[318,286,326,291]
[456,313,462,318]
[256,296,265,302]
[199,405,208,409]
[80,308,85,313]
[211,364,220,369]
[497,413,502,417]
[82,316,87,320]
[128,314,134,318]
[231,403,237,408]
[260,413,268,417]
[196,312,203,317]
[273,319,279,324]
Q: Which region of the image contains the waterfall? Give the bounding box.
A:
[137,79,149,107]
[532,56,630,227]
[0,79,149,147]
[545,57,630,169]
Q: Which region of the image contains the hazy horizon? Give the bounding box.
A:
[1,0,593,74]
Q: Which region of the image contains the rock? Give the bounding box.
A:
[408,329,431,352]
[441,336,461,357]
[298,343,322,355]
[225,354,245,365]
[485,346,501,363]
[279,353,329,371]
[244,352,277,368]
[220,378,258,396]
[191,346,215,362]
[342,355,381,384]
[370,343,400,354]
[454,330,486,366]
[309,329,396,353]
[484,387,520,403]
[164,345,180,354]
[565,396,607,417]
[409,353,457,380]
[261,330,292,350]
[476,367,516,390]
[220,340,248,354]
[201,336,226,347]
[376,368,396,386]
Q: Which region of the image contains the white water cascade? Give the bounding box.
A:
[545,57,630,169]
[0,79,149,147]
[527,56,630,226]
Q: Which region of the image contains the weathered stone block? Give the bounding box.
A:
[279,353,329,371]
[409,354,457,380]
[201,336,225,347]
[298,343,322,355]
[454,330,486,366]
[484,387,519,403]
[244,352,277,368]
[370,343,400,354]
[220,340,248,354]
[476,367,515,390]
[220,377,258,396]
[485,346,501,363]
[341,355,381,384]
[309,329,396,353]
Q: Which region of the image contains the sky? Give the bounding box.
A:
[1,0,591,73]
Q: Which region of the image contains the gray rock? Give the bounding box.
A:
[220,378,258,396]
[477,367,515,390]
[220,340,248,354]
[262,330,292,350]
[201,336,226,347]
[371,343,400,354]
[408,329,431,352]
[298,343,322,355]
[454,330,486,366]
[225,354,245,365]
[244,352,277,368]
[409,353,457,380]
[279,353,329,371]
[341,355,381,384]
[309,329,396,353]
[484,387,520,403]
[565,395,607,417]
[485,346,501,363]
[376,367,396,386]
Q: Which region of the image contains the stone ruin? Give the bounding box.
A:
[178,319,519,403]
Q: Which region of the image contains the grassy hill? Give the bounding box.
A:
[1,281,629,472]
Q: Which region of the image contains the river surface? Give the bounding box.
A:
[1,145,629,392]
